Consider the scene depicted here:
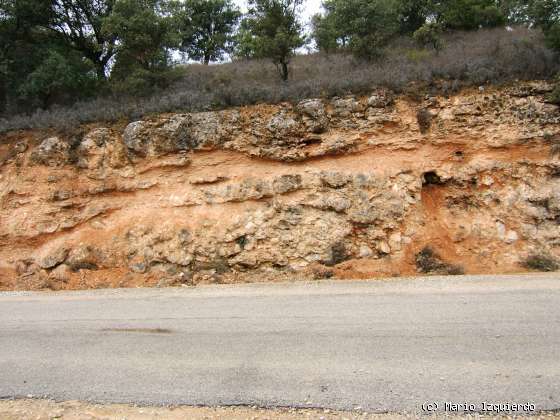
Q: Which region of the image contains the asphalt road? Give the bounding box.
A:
[1,274,559,414]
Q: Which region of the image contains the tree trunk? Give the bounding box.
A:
[0,76,6,114]
[95,64,107,81]
[281,61,289,82]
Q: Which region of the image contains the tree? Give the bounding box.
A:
[497,0,560,50]
[49,0,117,80]
[103,0,179,93]
[397,0,434,34]
[526,0,560,29]
[435,0,506,30]
[241,0,305,81]
[497,0,532,24]
[413,22,443,50]
[313,0,401,59]
[311,11,342,53]
[527,0,560,51]
[178,0,241,65]
[19,48,97,108]
[233,18,258,59]
[0,0,57,112]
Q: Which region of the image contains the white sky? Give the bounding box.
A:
[235,0,324,27]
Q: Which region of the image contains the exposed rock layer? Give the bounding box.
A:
[1,82,559,290]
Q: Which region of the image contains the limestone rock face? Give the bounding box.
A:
[38,247,68,269]
[30,137,69,166]
[123,116,193,157]
[66,245,105,271]
[367,90,394,108]
[297,99,329,133]
[77,128,129,171]
[2,81,560,290]
[332,97,364,117]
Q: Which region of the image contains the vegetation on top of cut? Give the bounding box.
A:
[1,26,557,134]
[1,0,560,133]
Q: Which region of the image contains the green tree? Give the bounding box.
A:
[241,0,305,81]
[178,0,241,65]
[311,11,342,53]
[103,0,179,94]
[435,0,506,30]
[49,0,117,80]
[497,0,532,24]
[0,0,120,114]
[413,22,443,50]
[526,0,560,29]
[499,0,560,50]
[397,0,434,34]
[545,22,560,50]
[0,0,58,112]
[314,0,401,59]
[530,0,560,51]
[233,18,258,59]
[19,48,97,108]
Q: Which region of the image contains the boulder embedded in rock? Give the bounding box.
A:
[49,264,71,282]
[76,128,129,170]
[38,247,69,269]
[367,90,394,108]
[188,111,235,149]
[320,171,351,189]
[30,137,69,167]
[273,174,303,194]
[267,112,302,138]
[66,245,102,271]
[76,128,108,169]
[297,99,329,133]
[332,97,364,117]
[123,115,194,157]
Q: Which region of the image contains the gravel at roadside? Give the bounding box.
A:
[1,399,559,420]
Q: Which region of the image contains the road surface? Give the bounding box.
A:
[1,274,559,414]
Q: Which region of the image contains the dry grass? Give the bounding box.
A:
[1,26,557,133]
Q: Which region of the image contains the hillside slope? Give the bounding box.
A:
[1,81,559,290]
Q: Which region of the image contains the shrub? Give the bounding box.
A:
[544,23,560,52]
[415,246,464,275]
[417,108,432,133]
[325,242,349,267]
[312,265,335,280]
[405,48,432,62]
[413,23,443,51]
[546,82,560,105]
[522,254,559,272]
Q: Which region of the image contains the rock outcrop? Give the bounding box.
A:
[1,81,559,290]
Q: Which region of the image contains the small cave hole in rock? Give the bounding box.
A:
[454,151,464,158]
[422,171,442,186]
[236,235,248,250]
[302,137,322,146]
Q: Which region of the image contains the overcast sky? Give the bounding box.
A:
[235,0,324,27]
